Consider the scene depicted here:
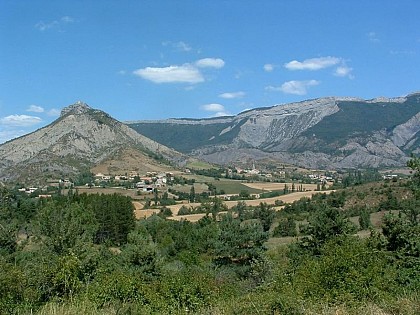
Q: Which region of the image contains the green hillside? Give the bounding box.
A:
[128,119,246,153]
[302,94,420,143]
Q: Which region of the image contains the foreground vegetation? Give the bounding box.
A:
[0,159,419,314]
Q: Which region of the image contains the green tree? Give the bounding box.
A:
[254,202,275,232]
[121,227,160,276]
[189,185,195,203]
[298,204,356,256]
[0,222,17,254]
[359,208,371,230]
[214,213,268,267]
[273,217,297,237]
[35,202,97,254]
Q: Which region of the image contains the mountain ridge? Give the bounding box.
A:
[128,93,420,169]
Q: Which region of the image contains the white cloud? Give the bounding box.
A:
[0,115,42,127]
[219,91,245,99]
[213,111,230,117]
[201,103,225,112]
[285,56,341,71]
[133,65,204,84]
[174,41,192,52]
[201,103,231,116]
[266,80,320,95]
[134,57,224,84]
[334,65,354,78]
[264,64,274,72]
[195,58,225,69]
[60,16,74,23]
[367,31,380,43]
[35,16,74,31]
[26,105,44,113]
[162,41,193,52]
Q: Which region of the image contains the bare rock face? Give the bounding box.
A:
[128,93,420,170]
[391,112,420,148]
[233,97,340,148]
[0,102,185,183]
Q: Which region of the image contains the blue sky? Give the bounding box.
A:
[1,1,420,143]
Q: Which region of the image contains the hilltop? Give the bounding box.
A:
[0,102,186,184]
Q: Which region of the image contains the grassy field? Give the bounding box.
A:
[243,182,319,191]
[212,179,263,194]
[174,176,264,195]
[71,187,141,198]
[184,159,216,170]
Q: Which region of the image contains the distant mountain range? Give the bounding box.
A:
[1,93,419,183]
[0,102,186,184]
[127,93,420,169]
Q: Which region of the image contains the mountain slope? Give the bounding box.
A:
[127,93,420,169]
[0,102,186,183]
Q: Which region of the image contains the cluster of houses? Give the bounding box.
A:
[382,174,398,180]
[94,171,174,192]
[307,173,334,183]
[18,178,74,195]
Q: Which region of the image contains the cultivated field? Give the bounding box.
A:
[160,190,335,222]
[242,182,319,191]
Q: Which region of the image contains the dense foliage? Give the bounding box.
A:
[0,157,419,314]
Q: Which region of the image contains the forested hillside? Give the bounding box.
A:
[0,158,419,314]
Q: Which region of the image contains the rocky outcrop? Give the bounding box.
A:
[0,102,186,183]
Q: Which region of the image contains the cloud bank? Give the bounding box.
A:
[284,56,353,78]
[266,80,320,95]
[201,103,230,117]
[35,16,74,31]
[219,91,245,99]
[133,58,225,84]
[285,56,341,71]
[0,115,42,127]
[133,65,204,84]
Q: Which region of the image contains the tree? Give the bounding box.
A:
[273,217,297,237]
[79,194,135,245]
[35,202,97,254]
[254,203,275,232]
[214,213,268,267]
[189,185,195,203]
[121,227,160,276]
[210,197,227,220]
[299,204,356,255]
[0,222,17,254]
[233,201,248,221]
[359,208,371,230]
[239,190,250,199]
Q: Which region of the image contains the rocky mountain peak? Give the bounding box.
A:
[60,101,92,117]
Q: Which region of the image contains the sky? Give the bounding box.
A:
[1,1,420,144]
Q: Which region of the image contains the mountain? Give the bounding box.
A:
[127,93,420,169]
[0,102,186,183]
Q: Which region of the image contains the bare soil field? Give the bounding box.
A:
[134,209,160,219]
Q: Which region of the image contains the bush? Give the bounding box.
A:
[272,218,297,237]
